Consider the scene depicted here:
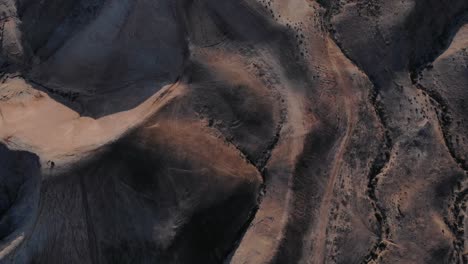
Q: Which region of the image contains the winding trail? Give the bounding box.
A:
[305,39,357,264]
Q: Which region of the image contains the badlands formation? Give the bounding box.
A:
[0,0,467,263]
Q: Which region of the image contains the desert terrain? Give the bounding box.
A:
[0,0,467,263]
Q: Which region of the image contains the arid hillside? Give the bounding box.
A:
[0,0,467,263]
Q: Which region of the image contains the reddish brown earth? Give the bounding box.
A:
[0,0,467,263]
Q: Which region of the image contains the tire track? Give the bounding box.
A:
[305,39,357,264]
[322,34,392,264]
[216,59,288,263]
[214,110,286,263]
[230,43,313,263]
[79,175,99,264]
[314,2,394,262]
